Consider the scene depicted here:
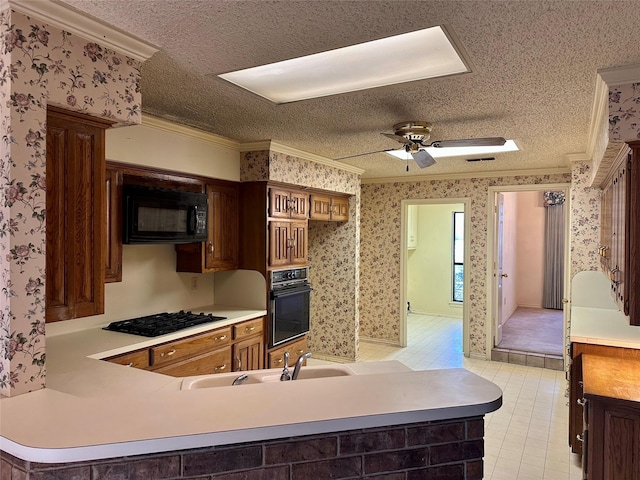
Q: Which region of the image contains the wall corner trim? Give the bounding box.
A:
[6,0,158,61]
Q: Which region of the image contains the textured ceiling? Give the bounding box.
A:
[57,0,640,179]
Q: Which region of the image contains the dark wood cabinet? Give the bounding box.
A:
[569,342,640,455]
[580,355,640,480]
[269,187,308,219]
[46,106,113,322]
[232,317,265,371]
[175,181,239,273]
[105,165,123,283]
[599,141,640,325]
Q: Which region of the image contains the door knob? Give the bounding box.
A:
[500,273,509,278]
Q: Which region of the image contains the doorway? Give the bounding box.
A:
[400,198,471,357]
[486,185,570,370]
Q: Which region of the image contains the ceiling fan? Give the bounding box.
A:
[337,121,507,169]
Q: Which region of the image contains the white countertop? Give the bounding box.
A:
[0,305,502,464]
[570,306,640,349]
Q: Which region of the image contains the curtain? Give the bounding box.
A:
[543,191,565,309]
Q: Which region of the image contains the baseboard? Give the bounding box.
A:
[359,336,401,347]
[408,310,462,318]
[470,353,487,361]
[309,352,355,364]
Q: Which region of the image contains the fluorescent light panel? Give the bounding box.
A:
[218,26,469,104]
[386,140,520,160]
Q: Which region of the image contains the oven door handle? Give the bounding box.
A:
[270,284,313,299]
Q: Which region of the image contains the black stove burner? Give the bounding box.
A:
[103,310,227,337]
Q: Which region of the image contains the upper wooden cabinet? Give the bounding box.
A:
[176,181,239,273]
[46,107,113,322]
[269,187,308,219]
[309,193,349,222]
[599,141,640,325]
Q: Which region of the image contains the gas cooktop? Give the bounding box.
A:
[103,310,227,337]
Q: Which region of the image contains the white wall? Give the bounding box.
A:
[47,118,241,336]
[515,191,545,307]
[407,203,463,318]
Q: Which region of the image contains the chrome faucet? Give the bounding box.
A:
[292,352,312,380]
[232,373,248,386]
[280,352,292,381]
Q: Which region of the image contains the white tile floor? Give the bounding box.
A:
[312,313,583,480]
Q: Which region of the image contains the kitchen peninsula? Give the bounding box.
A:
[0,307,502,479]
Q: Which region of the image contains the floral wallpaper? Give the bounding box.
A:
[569,162,601,279]
[240,149,361,360]
[359,173,572,356]
[609,83,640,143]
[0,8,141,396]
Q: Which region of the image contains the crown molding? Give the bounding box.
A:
[566,152,590,163]
[360,167,571,185]
[3,0,158,61]
[240,140,365,175]
[597,63,640,86]
[141,115,240,150]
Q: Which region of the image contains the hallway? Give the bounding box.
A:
[497,307,563,356]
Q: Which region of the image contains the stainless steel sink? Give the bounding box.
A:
[181,365,355,390]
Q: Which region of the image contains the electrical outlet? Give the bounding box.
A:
[190,277,198,290]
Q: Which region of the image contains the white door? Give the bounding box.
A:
[494,193,506,346]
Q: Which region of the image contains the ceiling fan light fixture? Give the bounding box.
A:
[385,139,519,160]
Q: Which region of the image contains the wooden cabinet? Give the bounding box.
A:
[269,187,309,219]
[232,317,265,371]
[105,165,123,283]
[268,336,308,369]
[568,342,640,455]
[176,181,239,273]
[269,220,307,267]
[580,355,640,480]
[105,317,266,377]
[309,193,349,222]
[599,141,640,325]
[46,106,113,322]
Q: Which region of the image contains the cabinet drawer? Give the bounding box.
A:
[152,348,232,377]
[150,327,231,367]
[234,317,264,340]
[106,349,150,369]
[268,336,308,368]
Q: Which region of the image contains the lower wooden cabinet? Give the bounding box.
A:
[105,317,265,377]
[268,336,309,369]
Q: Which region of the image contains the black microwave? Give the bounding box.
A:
[122,184,208,244]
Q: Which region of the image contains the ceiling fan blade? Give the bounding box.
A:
[335,149,395,161]
[412,149,436,168]
[381,132,413,146]
[430,137,507,148]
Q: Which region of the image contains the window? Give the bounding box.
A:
[452,211,464,302]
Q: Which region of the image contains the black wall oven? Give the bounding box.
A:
[269,267,312,348]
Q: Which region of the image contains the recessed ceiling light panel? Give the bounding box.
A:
[218,26,470,104]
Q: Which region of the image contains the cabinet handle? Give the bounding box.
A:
[576,433,584,443]
[236,357,241,370]
[160,349,176,357]
[245,326,256,333]
[214,335,228,342]
[577,398,586,407]
[208,242,214,254]
[214,364,227,373]
[296,349,304,355]
[126,362,134,367]
[275,358,283,365]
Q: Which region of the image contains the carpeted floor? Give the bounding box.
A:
[497,306,563,356]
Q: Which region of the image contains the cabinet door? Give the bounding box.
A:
[289,191,309,219]
[105,166,122,283]
[290,222,308,265]
[106,349,150,370]
[269,221,291,267]
[205,183,239,270]
[233,336,263,372]
[149,327,231,368]
[268,336,308,368]
[331,196,349,222]
[152,347,232,377]
[46,107,110,322]
[310,194,332,221]
[269,188,292,218]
